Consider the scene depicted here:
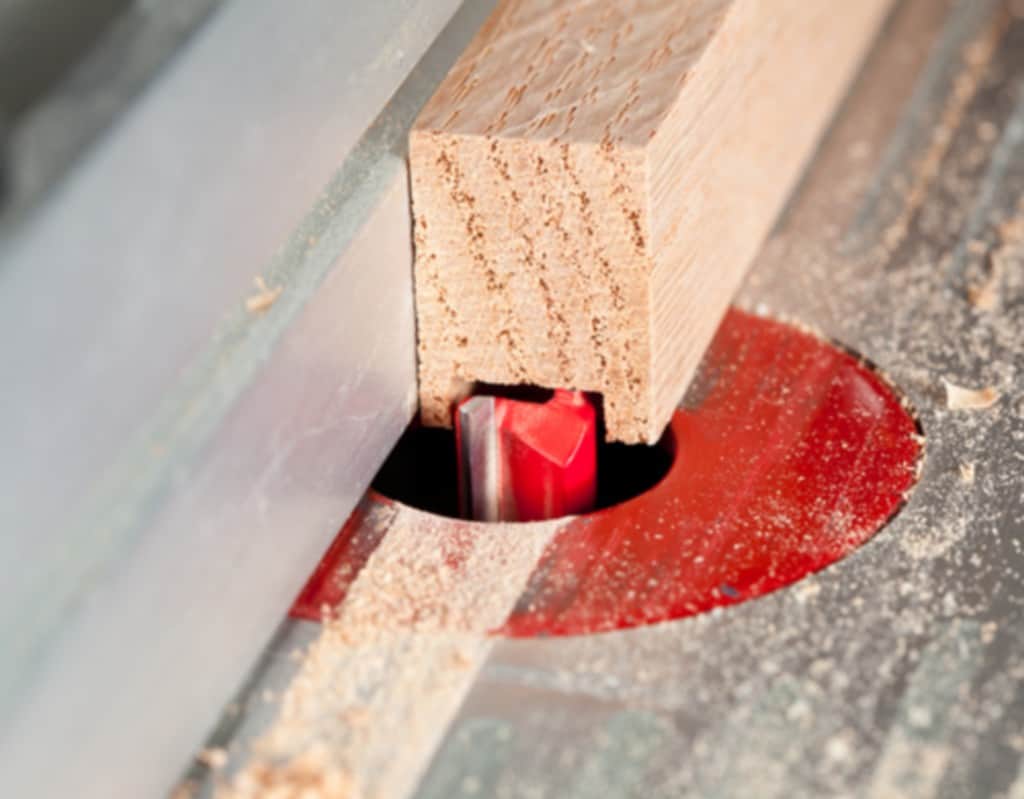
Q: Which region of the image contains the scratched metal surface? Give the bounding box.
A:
[413,1,1024,797]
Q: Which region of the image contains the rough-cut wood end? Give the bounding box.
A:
[410,0,893,443]
[411,130,658,442]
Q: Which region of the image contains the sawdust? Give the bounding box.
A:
[943,379,1001,410]
[245,276,283,313]
[899,516,968,561]
[959,462,976,484]
[214,505,560,799]
[223,746,357,799]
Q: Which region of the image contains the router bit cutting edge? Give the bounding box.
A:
[456,389,597,522]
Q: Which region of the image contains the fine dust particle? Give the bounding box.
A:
[246,276,283,313]
[825,733,854,764]
[960,462,976,484]
[198,747,229,770]
[943,379,1000,411]
[786,699,812,725]
[908,705,933,729]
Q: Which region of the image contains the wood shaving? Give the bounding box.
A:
[943,379,1000,410]
[246,276,283,313]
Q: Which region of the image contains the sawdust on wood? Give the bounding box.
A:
[214,505,561,799]
[222,746,357,799]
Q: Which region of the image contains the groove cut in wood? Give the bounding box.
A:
[410,0,893,443]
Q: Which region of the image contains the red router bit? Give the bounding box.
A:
[455,389,597,522]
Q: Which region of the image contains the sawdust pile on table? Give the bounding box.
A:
[212,504,561,799]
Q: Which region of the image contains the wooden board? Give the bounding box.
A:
[410,0,894,443]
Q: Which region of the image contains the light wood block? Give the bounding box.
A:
[410,0,893,443]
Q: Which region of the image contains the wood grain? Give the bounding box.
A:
[410,0,893,443]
